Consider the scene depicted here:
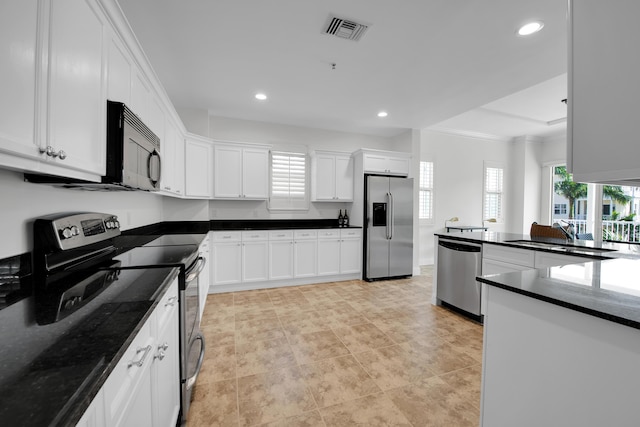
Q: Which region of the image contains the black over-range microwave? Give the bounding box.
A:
[25,101,162,191]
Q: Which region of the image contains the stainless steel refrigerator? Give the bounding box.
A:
[364,175,414,280]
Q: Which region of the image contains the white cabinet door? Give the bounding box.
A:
[151,304,180,427]
[317,238,341,276]
[363,153,410,176]
[363,153,388,173]
[242,241,269,282]
[76,388,105,427]
[160,120,183,196]
[312,154,336,200]
[118,361,153,427]
[185,137,213,198]
[242,147,269,199]
[214,145,243,198]
[146,97,165,144]
[335,155,354,201]
[294,239,317,278]
[340,238,361,274]
[269,240,294,280]
[106,31,131,105]
[212,242,242,286]
[482,258,532,275]
[569,1,640,184]
[130,71,150,122]
[0,1,39,161]
[46,0,106,176]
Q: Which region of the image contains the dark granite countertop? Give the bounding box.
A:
[434,230,640,260]
[477,257,640,330]
[0,266,180,426]
[209,219,362,230]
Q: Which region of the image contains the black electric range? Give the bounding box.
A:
[0,213,207,426]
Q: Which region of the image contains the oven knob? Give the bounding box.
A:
[114,220,120,229]
[71,226,79,236]
[105,221,112,229]
[62,227,73,239]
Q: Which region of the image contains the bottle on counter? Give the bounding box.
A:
[343,209,349,227]
[338,210,344,227]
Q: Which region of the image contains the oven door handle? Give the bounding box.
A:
[185,256,206,283]
[186,333,206,390]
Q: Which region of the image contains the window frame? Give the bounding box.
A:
[418,160,434,224]
[483,161,504,222]
[268,150,309,211]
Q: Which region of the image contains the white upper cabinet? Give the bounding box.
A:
[568,0,640,185]
[185,135,213,198]
[0,0,39,161]
[213,143,269,199]
[106,31,131,105]
[311,151,354,201]
[45,0,107,176]
[160,118,184,196]
[359,149,410,176]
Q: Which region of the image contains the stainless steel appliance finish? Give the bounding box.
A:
[436,238,482,318]
[180,254,206,423]
[365,175,414,280]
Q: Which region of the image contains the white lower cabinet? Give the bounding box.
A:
[242,231,269,282]
[210,228,362,292]
[269,231,294,280]
[533,251,588,269]
[211,232,242,286]
[81,277,180,427]
[317,230,341,276]
[76,388,105,427]
[340,231,362,274]
[294,230,317,278]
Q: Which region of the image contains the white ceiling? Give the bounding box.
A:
[118,0,568,139]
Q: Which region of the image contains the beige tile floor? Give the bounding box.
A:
[188,266,483,426]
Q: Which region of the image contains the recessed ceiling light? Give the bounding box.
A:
[377,111,388,118]
[517,21,544,36]
[255,93,267,100]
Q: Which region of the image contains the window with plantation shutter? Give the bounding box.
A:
[269,151,308,210]
[484,165,504,221]
[419,161,434,221]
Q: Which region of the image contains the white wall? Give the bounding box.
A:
[419,130,513,265]
[207,115,396,220]
[0,168,164,258]
[539,132,567,223]
[510,136,543,234]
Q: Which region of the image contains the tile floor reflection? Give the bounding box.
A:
[188,266,482,426]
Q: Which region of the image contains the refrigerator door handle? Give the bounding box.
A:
[389,192,394,240]
[386,192,393,240]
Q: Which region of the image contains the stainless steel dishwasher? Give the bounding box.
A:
[436,238,482,320]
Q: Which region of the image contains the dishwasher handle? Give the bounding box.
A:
[438,240,482,253]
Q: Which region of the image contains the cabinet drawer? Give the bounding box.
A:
[340,229,361,239]
[294,230,317,240]
[212,231,241,242]
[269,230,293,241]
[318,229,340,239]
[483,243,534,267]
[104,319,154,426]
[242,230,269,241]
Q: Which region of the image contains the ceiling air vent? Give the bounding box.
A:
[324,15,369,41]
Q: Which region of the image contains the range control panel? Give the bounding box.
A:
[35,212,121,251]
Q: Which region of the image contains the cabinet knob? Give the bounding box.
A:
[58,150,67,160]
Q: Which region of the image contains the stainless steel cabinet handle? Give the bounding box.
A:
[154,350,166,361]
[165,296,177,307]
[58,150,67,160]
[39,146,65,159]
[128,345,152,368]
[159,342,169,351]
